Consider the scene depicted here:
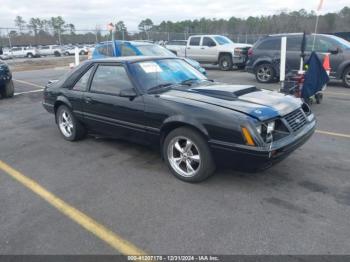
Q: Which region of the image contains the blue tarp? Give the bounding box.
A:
[302,52,329,100]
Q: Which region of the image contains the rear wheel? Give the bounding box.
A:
[219,54,233,71]
[163,127,215,182]
[56,105,86,141]
[26,53,33,58]
[342,66,350,88]
[0,80,14,98]
[255,63,275,83]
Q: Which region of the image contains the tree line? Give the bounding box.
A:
[1,7,349,46]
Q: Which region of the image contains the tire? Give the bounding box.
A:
[64,52,70,56]
[163,127,215,183]
[79,51,85,55]
[0,80,14,98]
[219,54,233,71]
[56,105,86,141]
[54,51,61,57]
[26,53,33,58]
[255,63,275,83]
[342,66,350,88]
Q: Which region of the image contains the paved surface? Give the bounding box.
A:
[0,67,350,254]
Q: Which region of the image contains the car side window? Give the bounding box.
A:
[202,37,216,47]
[287,36,302,51]
[72,66,94,91]
[90,65,133,95]
[120,45,137,56]
[189,37,201,46]
[257,38,280,50]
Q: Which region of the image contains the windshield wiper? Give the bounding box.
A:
[147,83,175,94]
[181,78,200,86]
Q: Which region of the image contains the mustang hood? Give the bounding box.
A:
[161,84,302,121]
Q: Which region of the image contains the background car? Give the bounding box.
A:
[165,40,187,55]
[176,35,252,70]
[91,40,207,75]
[62,45,88,56]
[0,61,14,98]
[43,57,316,182]
[1,46,40,59]
[38,45,62,56]
[246,33,350,87]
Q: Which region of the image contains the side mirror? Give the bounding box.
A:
[209,42,216,47]
[328,47,339,54]
[119,88,137,98]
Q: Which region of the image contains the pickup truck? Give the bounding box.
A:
[177,35,252,70]
[0,46,40,59]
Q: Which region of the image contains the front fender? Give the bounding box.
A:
[161,115,210,138]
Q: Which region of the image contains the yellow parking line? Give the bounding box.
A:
[13,79,45,89]
[316,130,350,139]
[0,160,146,255]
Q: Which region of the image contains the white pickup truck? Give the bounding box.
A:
[177,35,252,70]
[0,46,40,59]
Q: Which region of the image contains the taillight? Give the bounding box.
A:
[248,48,253,57]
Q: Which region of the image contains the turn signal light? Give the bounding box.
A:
[241,127,255,146]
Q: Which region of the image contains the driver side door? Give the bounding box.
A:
[82,63,146,143]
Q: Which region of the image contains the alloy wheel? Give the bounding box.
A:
[257,66,272,82]
[58,110,74,137]
[167,136,201,178]
[345,71,350,86]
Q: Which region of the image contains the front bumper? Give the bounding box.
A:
[209,119,316,170]
[232,55,247,66]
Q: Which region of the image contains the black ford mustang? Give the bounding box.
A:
[43,56,316,182]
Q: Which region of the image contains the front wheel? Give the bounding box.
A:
[0,80,14,98]
[26,53,33,58]
[163,127,215,182]
[255,63,275,83]
[342,67,350,88]
[56,105,86,141]
[219,54,233,71]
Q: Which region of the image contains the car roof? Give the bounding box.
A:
[88,56,178,64]
[98,40,154,47]
[189,35,224,38]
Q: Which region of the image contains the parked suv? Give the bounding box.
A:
[1,46,40,59]
[246,33,350,88]
[38,45,62,56]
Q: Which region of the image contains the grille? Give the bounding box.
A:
[284,109,307,132]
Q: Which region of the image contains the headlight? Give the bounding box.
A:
[267,121,275,133]
[256,121,275,143]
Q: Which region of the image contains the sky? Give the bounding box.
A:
[0,0,348,31]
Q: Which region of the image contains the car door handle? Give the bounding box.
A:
[187,47,191,50]
[84,97,93,104]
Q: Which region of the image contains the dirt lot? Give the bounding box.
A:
[0,67,349,255]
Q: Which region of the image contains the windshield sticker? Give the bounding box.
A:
[139,62,163,73]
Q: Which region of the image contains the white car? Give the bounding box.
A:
[0,46,40,59]
[62,45,88,56]
[177,35,252,70]
[165,40,187,55]
[38,45,62,57]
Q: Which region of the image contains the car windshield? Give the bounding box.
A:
[214,36,233,45]
[129,58,207,92]
[137,45,176,57]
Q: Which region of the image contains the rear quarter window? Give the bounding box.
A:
[256,38,280,50]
